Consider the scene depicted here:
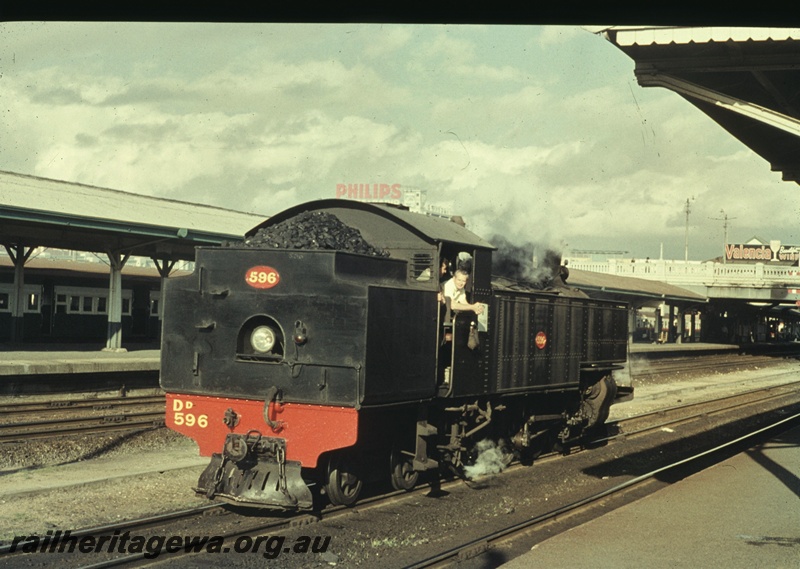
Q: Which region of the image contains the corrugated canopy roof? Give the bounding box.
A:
[588,26,800,46]
[0,170,266,261]
[568,267,707,306]
[592,26,800,184]
[0,255,190,280]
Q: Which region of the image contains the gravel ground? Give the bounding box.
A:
[610,357,799,419]
[0,390,169,473]
[0,430,208,542]
[0,358,797,554]
[0,427,185,471]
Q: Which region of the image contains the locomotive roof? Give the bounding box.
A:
[247,199,496,251]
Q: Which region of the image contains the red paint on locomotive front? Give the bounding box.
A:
[165,393,358,468]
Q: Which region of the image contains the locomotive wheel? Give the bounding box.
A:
[389,448,419,491]
[324,455,363,506]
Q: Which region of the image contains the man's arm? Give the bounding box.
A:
[450,299,485,314]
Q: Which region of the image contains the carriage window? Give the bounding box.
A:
[150,299,159,316]
[55,288,132,315]
[0,288,42,313]
[65,294,106,314]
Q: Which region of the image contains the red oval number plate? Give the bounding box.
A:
[245,266,280,289]
[535,331,547,350]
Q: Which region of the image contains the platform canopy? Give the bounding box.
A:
[0,170,266,347]
[591,26,800,184]
[568,267,707,308]
[0,170,265,261]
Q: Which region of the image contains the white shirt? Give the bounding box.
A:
[443,278,467,305]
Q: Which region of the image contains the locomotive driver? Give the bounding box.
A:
[443,269,484,315]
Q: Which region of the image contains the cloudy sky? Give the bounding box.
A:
[1,21,797,261]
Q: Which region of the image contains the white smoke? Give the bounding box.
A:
[463,439,510,480]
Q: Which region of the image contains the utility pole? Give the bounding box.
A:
[684,198,692,262]
[710,209,737,264]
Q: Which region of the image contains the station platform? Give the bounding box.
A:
[628,341,737,354]
[629,340,800,360]
[0,345,159,376]
[501,423,800,569]
[0,341,794,377]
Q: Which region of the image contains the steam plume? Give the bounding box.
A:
[490,235,563,287]
[463,439,510,480]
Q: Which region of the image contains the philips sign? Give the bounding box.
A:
[336,183,402,201]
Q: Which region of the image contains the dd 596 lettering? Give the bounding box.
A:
[172,399,208,428]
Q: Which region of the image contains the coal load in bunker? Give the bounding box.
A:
[160,199,631,510]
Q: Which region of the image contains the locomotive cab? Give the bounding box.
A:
[435,246,492,396]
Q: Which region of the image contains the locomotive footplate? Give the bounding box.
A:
[196,432,313,510]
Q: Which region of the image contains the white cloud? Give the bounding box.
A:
[449,63,528,83]
[363,26,415,58]
[538,26,586,47]
[1,22,796,262]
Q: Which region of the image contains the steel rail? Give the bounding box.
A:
[44,485,414,568]
[0,396,165,415]
[599,377,800,442]
[629,353,798,379]
[405,411,800,569]
[2,409,165,429]
[0,504,223,556]
[0,412,166,443]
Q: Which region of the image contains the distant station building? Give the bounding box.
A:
[566,239,800,344]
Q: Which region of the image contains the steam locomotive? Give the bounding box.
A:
[160,199,631,510]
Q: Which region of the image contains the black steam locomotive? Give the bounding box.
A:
[160,199,630,510]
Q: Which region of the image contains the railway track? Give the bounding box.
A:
[0,395,165,416]
[0,410,166,443]
[0,394,166,442]
[628,351,798,379]
[603,377,800,440]
[3,382,798,568]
